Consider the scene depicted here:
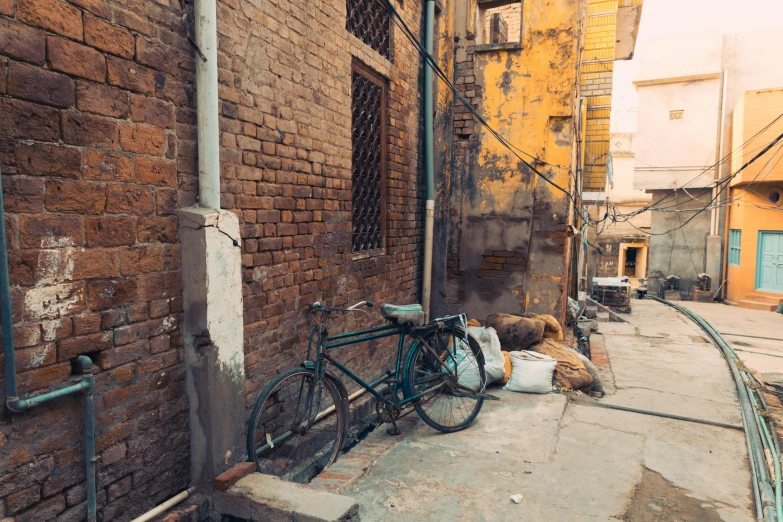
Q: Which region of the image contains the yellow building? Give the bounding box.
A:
[579,0,643,192]
[725,88,783,310]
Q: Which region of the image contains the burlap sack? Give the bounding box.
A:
[536,314,564,341]
[497,351,513,385]
[485,313,545,351]
[467,318,481,327]
[529,338,593,391]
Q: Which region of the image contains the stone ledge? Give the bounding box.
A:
[214,473,359,522]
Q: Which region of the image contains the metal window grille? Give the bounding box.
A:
[346,0,391,59]
[729,229,741,266]
[351,66,386,254]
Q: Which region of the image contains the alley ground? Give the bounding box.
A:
[310,299,783,521]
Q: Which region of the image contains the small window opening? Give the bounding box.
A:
[768,188,781,205]
[477,0,522,45]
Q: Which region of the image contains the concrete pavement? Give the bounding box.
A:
[316,299,756,521]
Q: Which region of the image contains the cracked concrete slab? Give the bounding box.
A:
[329,299,755,521]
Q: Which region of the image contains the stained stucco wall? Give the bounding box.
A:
[434,0,584,323]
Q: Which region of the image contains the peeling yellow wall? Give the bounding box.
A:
[447,0,585,323]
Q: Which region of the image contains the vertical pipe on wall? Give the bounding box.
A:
[422,0,436,320]
[195,0,221,209]
[0,171,19,403]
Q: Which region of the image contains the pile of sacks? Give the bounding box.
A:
[469,313,602,395]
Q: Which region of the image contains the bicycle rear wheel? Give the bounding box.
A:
[403,326,486,433]
[247,368,346,483]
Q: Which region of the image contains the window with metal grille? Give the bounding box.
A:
[729,229,741,266]
[351,64,386,255]
[346,0,391,59]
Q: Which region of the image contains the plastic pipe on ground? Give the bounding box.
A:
[649,297,778,521]
[195,0,221,209]
[130,487,196,522]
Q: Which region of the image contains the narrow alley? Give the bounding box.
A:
[308,299,768,521]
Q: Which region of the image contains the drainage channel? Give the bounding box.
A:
[649,296,782,522]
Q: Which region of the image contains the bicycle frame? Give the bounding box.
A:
[308,314,467,409]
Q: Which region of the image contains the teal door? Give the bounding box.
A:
[757,232,783,293]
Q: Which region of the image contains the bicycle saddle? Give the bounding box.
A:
[379,303,426,325]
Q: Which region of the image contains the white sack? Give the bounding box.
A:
[446,337,484,392]
[503,351,556,394]
[468,326,505,384]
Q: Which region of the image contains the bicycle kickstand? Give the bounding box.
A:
[386,421,401,436]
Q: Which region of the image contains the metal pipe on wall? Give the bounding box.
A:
[195,0,221,209]
[422,0,436,320]
[0,175,98,521]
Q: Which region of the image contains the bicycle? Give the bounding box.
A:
[247,300,489,483]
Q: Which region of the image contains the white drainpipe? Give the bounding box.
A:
[195,0,221,209]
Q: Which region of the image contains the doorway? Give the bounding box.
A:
[756,231,783,293]
[618,243,649,282]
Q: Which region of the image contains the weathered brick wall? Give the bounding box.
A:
[0,0,426,518]
[0,0,193,519]
[212,0,425,405]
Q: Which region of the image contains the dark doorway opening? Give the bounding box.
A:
[624,247,638,277]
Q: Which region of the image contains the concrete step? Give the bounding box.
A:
[737,299,778,311]
[214,472,360,522]
[745,293,783,305]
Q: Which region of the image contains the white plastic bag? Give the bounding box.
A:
[445,337,483,392]
[503,351,556,394]
[468,326,505,384]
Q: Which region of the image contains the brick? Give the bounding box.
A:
[6,485,41,514]
[119,123,167,155]
[14,343,57,371]
[2,177,43,213]
[0,18,46,64]
[84,14,134,59]
[106,184,155,215]
[70,248,119,279]
[119,246,164,275]
[67,0,111,19]
[156,189,177,215]
[107,56,156,95]
[87,279,138,311]
[97,339,149,370]
[19,215,84,249]
[57,331,111,360]
[73,313,101,335]
[18,0,82,40]
[17,362,72,392]
[135,157,176,187]
[214,462,256,490]
[82,150,134,182]
[47,37,107,82]
[137,216,177,243]
[130,94,174,129]
[45,180,106,215]
[85,216,136,247]
[136,37,179,77]
[41,318,72,342]
[7,61,74,107]
[76,81,129,118]
[62,112,118,148]
[138,271,180,301]
[13,323,42,348]
[0,98,60,141]
[0,0,12,15]
[17,143,81,179]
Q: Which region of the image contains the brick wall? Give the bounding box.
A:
[0,0,194,519]
[214,0,425,405]
[1,0,426,519]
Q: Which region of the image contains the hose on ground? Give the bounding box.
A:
[650,297,782,522]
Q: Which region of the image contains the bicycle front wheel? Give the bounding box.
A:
[403,326,486,433]
[247,368,346,483]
